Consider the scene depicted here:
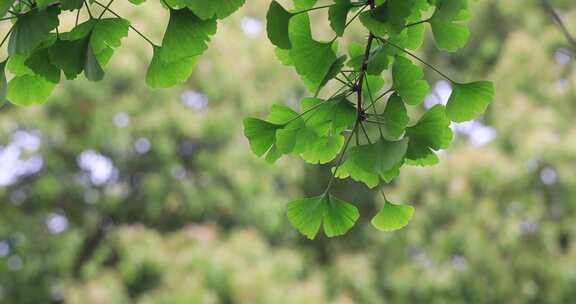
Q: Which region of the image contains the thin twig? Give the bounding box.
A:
[541,0,576,51]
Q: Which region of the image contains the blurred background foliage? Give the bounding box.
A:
[1,0,576,303]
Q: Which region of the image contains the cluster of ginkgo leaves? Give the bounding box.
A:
[243,0,495,239]
[0,0,245,105]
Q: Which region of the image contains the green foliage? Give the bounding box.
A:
[0,0,495,239]
[0,0,243,104]
[247,0,494,238]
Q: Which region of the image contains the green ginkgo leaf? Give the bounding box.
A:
[160,9,217,61]
[359,0,414,36]
[185,0,246,20]
[60,0,84,10]
[406,104,452,166]
[0,0,15,18]
[446,81,495,122]
[328,0,352,37]
[355,137,408,176]
[381,93,409,139]
[334,157,380,188]
[48,36,91,79]
[146,46,198,88]
[430,21,469,52]
[287,193,359,239]
[428,0,470,52]
[6,75,56,106]
[25,48,61,83]
[266,1,294,49]
[289,14,337,92]
[392,56,429,105]
[371,200,414,231]
[8,6,60,55]
[243,117,282,157]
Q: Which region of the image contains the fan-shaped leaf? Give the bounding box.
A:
[371,201,414,231]
[287,194,359,239]
[446,81,494,122]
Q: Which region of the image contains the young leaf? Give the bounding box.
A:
[146,46,198,88]
[354,138,408,178]
[243,117,282,157]
[185,0,246,20]
[160,9,217,61]
[266,1,294,49]
[8,7,60,55]
[392,56,429,105]
[6,75,56,106]
[446,81,495,122]
[359,0,414,36]
[381,93,409,139]
[289,14,337,92]
[429,0,470,51]
[371,201,414,232]
[328,0,352,37]
[406,105,452,166]
[287,194,359,239]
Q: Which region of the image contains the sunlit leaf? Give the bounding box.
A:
[371,200,414,231]
[446,81,494,122]
[392,56,428,105]
[160,9,217,61]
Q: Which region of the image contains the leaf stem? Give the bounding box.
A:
[0,27,14,49]
[406,18,429,27]
[364,77,383,138]
[84,0,93,18]
[377,36,457,83]
[325,121,359,191]
[294,4,334,15]
[0,16,17,21]
[92,0,157,47]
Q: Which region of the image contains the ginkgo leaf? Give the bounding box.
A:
[300,97,355,135]
[381,93,409,139]
[146,46,198,88]
[84,46,104,81]
[328,0,352,37]
[446,81,495,122]
[8,7,60,55]
[25,48,60,83]
[337,137,407,188]
[243,117,282,157]
[287,194,359,239]
[406,104,452,166]
[359,0,414,36]
[301,134,344,164]
[334,157,380,188]
[58,18,129,66]
[392,56,429,105]
[371,200,414,231]
[347,43,389,75]
[428,0,470,52]
[60,0,84,10]
[430,21,469,52]
[6,75,56,106]
[48,36,91,79]
[160,9,217,61]
[185,0,246,20]
[0,0,15,18]
[266,1,294,49]
[289,14,337,92]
